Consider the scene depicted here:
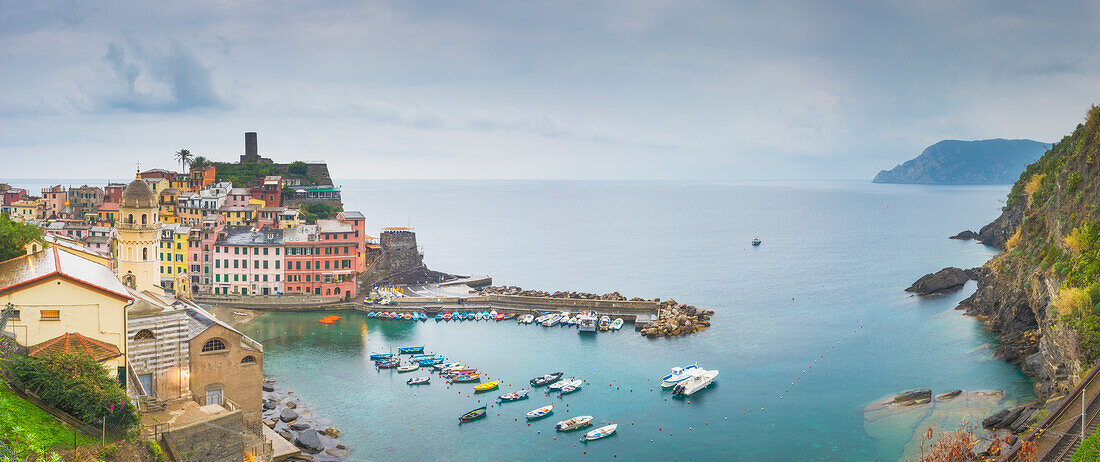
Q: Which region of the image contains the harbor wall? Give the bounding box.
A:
[384,294,659,324]
[190,294,356,311]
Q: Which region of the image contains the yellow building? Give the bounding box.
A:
[159,189,180,224]
[143,178,169,196]
[0,246,133,380]
[115,178,162,294]
[159,224,190,292]
[11,199,43,223]
[218,206,254,226]
[169,175,189,192]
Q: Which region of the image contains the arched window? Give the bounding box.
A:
[127,213,134,224]
[134,329,155,341]
[201,338,227,352]
[142,247,148,261]
[141,214,147,225]
[240,355,257,365]
[334,287,341,295]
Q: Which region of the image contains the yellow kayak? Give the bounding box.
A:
[474,380,501,392]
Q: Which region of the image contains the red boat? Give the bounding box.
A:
[495,313,505,321]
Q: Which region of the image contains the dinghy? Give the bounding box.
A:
[598,316,611,331]
[548,378,573,391]
[452,373,481,382]
[377,360,399,368]
[521,314,534,324]
[459,406,487,423]
[397,362,419,372]
[418,357,445,366]
[474,380,501,392]
[525,404,554,420]
[502,313,516,321]
[407,376,430,385]
[530,372,564,387]
[609,318,624,330]
[435,312,444,321]
[498,389,529,402]
[583,424,617,441]
[370,353,394,360]
[555,415,593,431]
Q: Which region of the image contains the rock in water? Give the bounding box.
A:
[262,383,275,392]
[937,390,963,400]
[289,422,311,431]
[324,426,341,438]
[262,401,276,411]
[893,389,932,404]
[280,408,299,422]
[295,429,325,453]
[906,267,972,295]
[983,409,1010,428]
[950,230,980,240]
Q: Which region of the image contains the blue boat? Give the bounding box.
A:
[370,353,393,360]
[435,312,444,321]
[419,312,428,321]
[418,357,445,366]
[399,346,425,354]
[410,354,436,360]
[396,312,405,320]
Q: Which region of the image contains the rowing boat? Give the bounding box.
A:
[474,380,500,392]
[583,424,617,441]
[459,406,487,423]
[498,389,529,402]
[555,415,593,431]
[525,404,553,420]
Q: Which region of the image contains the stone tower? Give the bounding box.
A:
[115,175,162,294]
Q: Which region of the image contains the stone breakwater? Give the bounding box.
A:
[639,300,714,338]
[476,285,655,302]
[262,377,349,461]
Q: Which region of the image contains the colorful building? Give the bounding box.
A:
[11,199,44,223]
[103,183,126,204]
[282,216,362,299]
[188,166,216,192]
[3,187,27,206]
[41,185,67,219]
[68,186,104,219]
[211,226,284,295]
[159,188,181,224]
[250,176,283,207]
[159,224,191,292]
[97,202,120,225]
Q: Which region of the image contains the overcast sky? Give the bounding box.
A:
[1,1,1098,180]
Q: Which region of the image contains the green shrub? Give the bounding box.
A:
[1074,426,1100,461]
[3,353,139,429]
[1068,172,1083,192]
[0,214,44,263]
[288,161,308,176]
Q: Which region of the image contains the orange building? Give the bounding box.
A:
[188,166,216,192]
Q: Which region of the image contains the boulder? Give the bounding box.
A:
[295,429,325,454]
[289,422,311,431]
[1009,407,1035,433]
[905,267,972,295]
[893,389,932,404]
[324,426,341,438]
[937,390,963,400]
[262,401,276,411]
[983,409,1010,428]
[286,401,297,409]
[280,408,299,423]
[277,429,294,441]
[950,230,980,240]
[326,446,350,458]
[262,383,275,392]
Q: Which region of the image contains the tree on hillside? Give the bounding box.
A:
[174,149,193,172]
[0,214,43,262]
[288,161,308,176]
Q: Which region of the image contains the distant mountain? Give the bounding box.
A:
[873,139,1051,184]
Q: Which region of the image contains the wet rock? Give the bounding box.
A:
[324,426,341,438]
[983,409,1010,428]
[289,422,311,431]
[950,230,980,240]
[280,408,298,423]
[286,401,297,409]
[906,267,972,295]
[1009,407,1035,433]
[262,401,276,411]
[326,446,350,458]
[295,429,325,454]
[263,383,275,392]
[893,389,932,404]
[937,390,963,400]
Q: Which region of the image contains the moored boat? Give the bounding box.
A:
[547,378,573,391]
[418,357,445,366]
[399,346,425,354]
[459,406,487,423]
[530,372,564,387]
[598,316,611,331]
[577,313,598,332]
[583,424,617,441]
[489,310,498,319]
[407,376,430,385]
[660,363,700,388]
[443,312,452,321]
[672,369,719,396]
[525,404,554,420]
[521,314,534,324]
[499,389,529,402]
[558,379,583,395]
[555,415,593,431]
[495,312,504,321]
[377,360,399,368]
[474,380,501,392]
[397,362,420,372]
[452,373,481,383]
[752,237,762,246]
[435,312,444,321]
[502,313,516,321]
[370,353,394,360]
[609,318,624,330]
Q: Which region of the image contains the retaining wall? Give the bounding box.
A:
[164,410,244,462]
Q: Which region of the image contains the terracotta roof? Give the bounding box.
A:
[0,247,132,300]
[98,202,119,211]
[29,332,122,362]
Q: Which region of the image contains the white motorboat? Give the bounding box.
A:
[521,314,535,324]
[489,310,498,319]
[672,369,719,396]
[555,415,594,431]
[577,312,598,333]
[598,316,611,331]
[542,313,562,327]
[525,404,554,420]
[548,378,576,391]
[609,318,624,330]
[660,363,700,388]
[397,362,419,372]
[558,379,583,395]
[583,424,617,441]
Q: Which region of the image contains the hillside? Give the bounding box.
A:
[873,139,1050,184]
[956,106,1100,398]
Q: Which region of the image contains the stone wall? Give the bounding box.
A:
[165,410,245,462]
[377,231,422,274]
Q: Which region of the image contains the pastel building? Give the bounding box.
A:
[211,227,284,295]
[41,185,67,219]
[283,218,360,298]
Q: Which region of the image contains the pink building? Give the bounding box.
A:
[211,226,284,296]
[104,183,126,203]
[226,188,251,207]
[41,185,67,219]
[3,188,27,206]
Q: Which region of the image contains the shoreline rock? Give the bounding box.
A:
[639,300,713,338]
[905,267,978,295]
[950,230,980,240]
[263,377,347,460]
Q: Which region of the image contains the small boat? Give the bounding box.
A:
[452,373,481,383]
[521,314,534,324]
[502,313,516,321]
[534,314,551,324]
[475,312,484,321]
[370,353,394,360]
[583,424,617,441]
[752,237,762,246]
[419,312,428,321]
[418,357,445,366]
[530,372,564,387]
[558,379,583,395]
[542,314,562,327]
[438,362,462,369]
[548,378,573,391]
[397,363,420,372]
[399,346,425,354]
[233,311,249,316]
[445,368,478,377]
[609,318,624,330]
[672,369,719,396]
[396,312,405,320]
[577,313,598,333]
[489,310,498,319]
[377,360,399,368]
[598,316,611,331]
[459,406,487,423]
[410,354,437,360]
[499,389,529,402]
[555,415,593,431]
[442,364,470,373]
[525,404,553,420]
[407,376,430,385]
[443,312,452,321]
[474,380,501,392]
[435,312,444,321]
[495,312,505,321]
[660,363,700,388]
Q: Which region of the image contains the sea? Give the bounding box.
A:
[5,179,1035,461]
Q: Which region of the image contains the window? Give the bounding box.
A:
[201,339,226,352]
[275,248,280,255]
[241,355,257,365]
[215,260,220,268]
[253,248,259,255]
[254,260,259,269]
[324,260,330,270]
[142,248,148,260]
[234,247,239,255]
[134,329,155,341]
[40,310,60,320]
[262,260,268,269]
[10,310,19,321]
[262,275,268,282]
[263,248,268,256]
[275,260,280,269]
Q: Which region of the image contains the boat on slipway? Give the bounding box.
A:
[672,369,719,396]
[525,404,554,420]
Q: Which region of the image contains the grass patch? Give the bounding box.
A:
[0,377,95,459]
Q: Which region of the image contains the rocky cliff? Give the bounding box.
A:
[956,106,1100,398]
[874,139,1049,184]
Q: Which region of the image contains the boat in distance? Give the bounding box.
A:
[672,369,719,396]
[556,415,594,431]
[407,376,430,385]
[525,404,554,420]
[660,363,700,388]
[583,424,618,441]
[398,346,425,354]
[459,406,487,423]
[474,380,501,392]
[499,389,529,402]
[531,372,564,386]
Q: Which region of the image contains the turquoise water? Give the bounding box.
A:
[237,180,1035,461]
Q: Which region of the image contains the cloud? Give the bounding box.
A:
[99,38,226,112]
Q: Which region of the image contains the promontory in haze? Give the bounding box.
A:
[873,139,1051,185]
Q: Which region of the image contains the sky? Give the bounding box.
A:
[0,0,1098,180]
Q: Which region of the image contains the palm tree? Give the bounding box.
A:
[174,149,193,172]
[190,156,211,171]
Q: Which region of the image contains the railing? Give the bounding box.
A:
[245,440,274,462]
[199,393,242,413]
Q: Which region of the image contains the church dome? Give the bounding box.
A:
[121,179,156,209]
